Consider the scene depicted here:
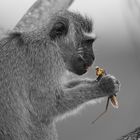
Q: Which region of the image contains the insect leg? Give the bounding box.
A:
[91,97,110,124]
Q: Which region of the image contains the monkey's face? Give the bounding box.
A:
[69,35,95,75]
[49,12,96,75]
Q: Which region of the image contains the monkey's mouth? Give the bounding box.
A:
[85,63,92,70]
[74,56,94,75]
[82,55,94,70]
[68,53,95,75]
[82,63,92,74]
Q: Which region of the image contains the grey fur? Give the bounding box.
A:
[0,10,120,140]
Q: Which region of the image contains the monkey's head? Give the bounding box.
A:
[49,11,96,75]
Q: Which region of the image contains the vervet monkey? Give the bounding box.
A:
[0,10,120,140]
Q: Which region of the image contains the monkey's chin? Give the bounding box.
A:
[74,69,87,75]
[75,64,92,75]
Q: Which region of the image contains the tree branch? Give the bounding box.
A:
[117,127,140,140]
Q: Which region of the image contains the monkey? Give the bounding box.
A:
[0,10,120,140]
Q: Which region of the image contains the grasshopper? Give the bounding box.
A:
[91,66,119,124]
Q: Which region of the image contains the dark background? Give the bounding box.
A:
[0,0,140,140]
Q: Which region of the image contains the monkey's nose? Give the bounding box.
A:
[91,54,95,61]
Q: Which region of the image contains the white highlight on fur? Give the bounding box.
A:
[84,32,96,39]
[60,70,72,85]
[61,70,79,85]
[55,97,105,122]
[109,74,116,80]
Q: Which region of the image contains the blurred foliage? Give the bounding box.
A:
[126,0,140,23]
[123,0,140,64]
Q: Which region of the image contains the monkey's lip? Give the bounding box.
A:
[85,66,90,70]
[85,64,92,70]
[83,56,94,71]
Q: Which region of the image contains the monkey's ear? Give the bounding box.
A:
[49,18,69,40]
[9,32,24,46]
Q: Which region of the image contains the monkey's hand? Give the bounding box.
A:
[98,74,120,96]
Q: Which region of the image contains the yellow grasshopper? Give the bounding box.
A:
[91,66,119,124]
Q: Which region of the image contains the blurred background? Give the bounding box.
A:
[0,0,140,140]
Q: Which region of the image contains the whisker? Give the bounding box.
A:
[77,47,83,51]
[78,54,87,64]
[77,51,83,54]
[77,48,84,54]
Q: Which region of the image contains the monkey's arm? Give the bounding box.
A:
[63,79,93,88]
[56,75,120,116]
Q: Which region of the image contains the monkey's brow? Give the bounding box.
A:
[74,13,93,33]
[81,16,93,33]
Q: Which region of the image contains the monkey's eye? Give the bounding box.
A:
[53,22,66,35]
[49,20,68,40]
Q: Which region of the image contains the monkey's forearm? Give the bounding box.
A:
[56,79,106,115]
[63,79,93,88]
